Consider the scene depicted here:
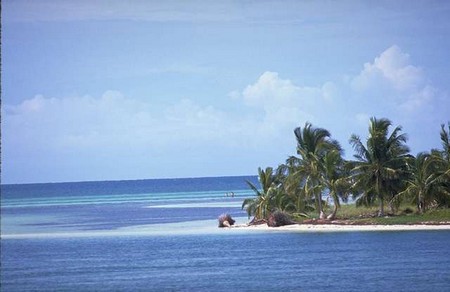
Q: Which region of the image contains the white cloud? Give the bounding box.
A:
[243,71,328,107]
[350,45,435,113]
[239,71,332,121]
[4,91,154,151]
[353,45,424,91]
[242,71,303,107]
[4,92,236,152]
[230,47,447,161]
[3,82,314,182]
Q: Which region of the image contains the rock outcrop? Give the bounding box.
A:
[218,213,236,228]
[267,211,296,227]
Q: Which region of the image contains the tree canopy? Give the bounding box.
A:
[242,118,450,221]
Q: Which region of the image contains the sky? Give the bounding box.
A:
[2,0,450,184]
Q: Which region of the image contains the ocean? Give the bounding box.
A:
[1,176,450,291]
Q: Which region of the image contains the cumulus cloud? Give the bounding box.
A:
[352,45,424,91]
[344,45,449,159]
[231,46,447,160]
[238,71,334,124]
[242,71,325,108]
[350,45,436,113]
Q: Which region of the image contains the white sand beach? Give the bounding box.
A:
[231,222,450,232]
[3,217,450,239]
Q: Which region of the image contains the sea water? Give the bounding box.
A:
[1,176,450,291]
[1,176,257,235]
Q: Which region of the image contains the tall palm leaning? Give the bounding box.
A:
[282,156,310,214]
[349,117,410,217]
[292,122,340,219]
[321,149,351,220]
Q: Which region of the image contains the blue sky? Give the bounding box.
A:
[2,0,450,184]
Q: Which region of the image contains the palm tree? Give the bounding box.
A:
[430,123,450,208]
[393,152,441,213]
[349,117,410,216]
[281,157,310,214]
[242,167,277,220]
[396,123,450,213]
[292,122,340,219]
[439,123,450,165]
[321,149,351,220]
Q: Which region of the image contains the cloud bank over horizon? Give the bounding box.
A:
[3,45,448,184]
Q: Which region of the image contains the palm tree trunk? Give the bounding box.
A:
[317,192,325,219]
[378,195,384,217]
[327,203,338,220]
[389,201,395,214]
[418,191,424,214]
[376,176,384,217]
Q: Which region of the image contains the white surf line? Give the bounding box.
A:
[1,217,254,239]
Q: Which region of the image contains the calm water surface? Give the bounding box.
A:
[2,232,450,291]
[2,177,449,291]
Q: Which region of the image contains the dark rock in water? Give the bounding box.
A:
[267,211,296,227]
[218,213,236,228]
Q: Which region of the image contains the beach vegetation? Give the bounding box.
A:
[290,123,342,219]
[241,167,278,220]
[297,204,450,225]
[392,152,443,213]
[242,117,450,225]
[349,117,410,216]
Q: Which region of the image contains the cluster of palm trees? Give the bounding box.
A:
[242,117,450,220]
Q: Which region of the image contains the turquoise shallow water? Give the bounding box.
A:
[1,177,255,235]
[2,176,450,291]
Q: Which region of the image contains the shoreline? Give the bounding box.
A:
[231,222,450,232]
[3,218,450,239]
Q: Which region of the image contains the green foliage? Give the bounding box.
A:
[368,208,450,225]
[243,118,450,223]
[349,117,410,216]
[439,123,450,164]
[241,167,286,219]
[393,152,443,212]
[292,122,343,218]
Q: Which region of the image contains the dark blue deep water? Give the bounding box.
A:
[2,177,450,291]
[2,232,450,291]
